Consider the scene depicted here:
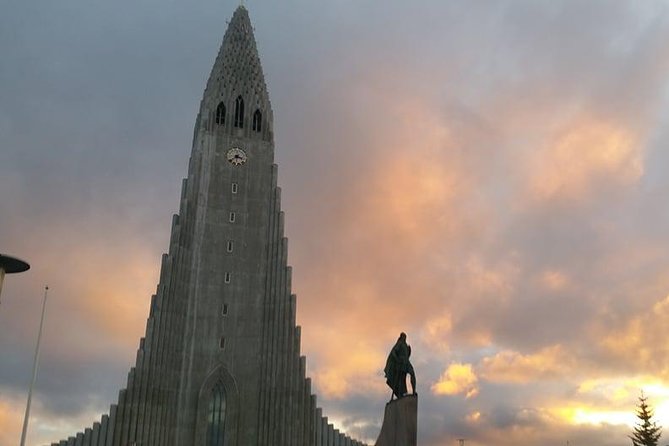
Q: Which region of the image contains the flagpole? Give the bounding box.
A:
[20,285,49,446]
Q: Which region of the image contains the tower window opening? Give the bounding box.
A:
[227,241,234,252]
[224,272,231,283]
[219,337,226,350]
[215,102,226,125]
[234,96,244,128]
[229,212,236,223]
[206,381,226,446]
[222,303,228,316]
[252,109,262,132]
[231,183,238,194]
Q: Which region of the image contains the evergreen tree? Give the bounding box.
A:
[630,393,662,446]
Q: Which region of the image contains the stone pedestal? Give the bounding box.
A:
[374,395,417,446]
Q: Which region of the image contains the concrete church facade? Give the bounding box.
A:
[49,7,368,446]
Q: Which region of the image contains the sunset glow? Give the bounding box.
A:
[2,1,669,445]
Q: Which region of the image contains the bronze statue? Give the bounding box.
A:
[383,332,417,401]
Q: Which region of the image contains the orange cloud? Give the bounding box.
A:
[364,157,461,248]
[292,91,489,404]
[540,378,669,428]
[421,313,453,352]
[0,398,22,446]
[432,363,479,398]
[466,410,482,423]
[310,340,386,399]
[550,404,635,427]
[462,256,519,297]
[598,295,669,377]
[540,270,569,291]
[576,376,669,404]
[480,345,574,383]
[528,115,643,201]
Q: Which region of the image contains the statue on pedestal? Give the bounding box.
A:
[383,332,417,401]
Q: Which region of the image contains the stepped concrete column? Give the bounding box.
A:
[374,395,417,446]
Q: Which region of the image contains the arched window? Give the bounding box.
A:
[215,102,226,125]
[234,96,244,128]
[206,382,226,446]
[252,109,262,132]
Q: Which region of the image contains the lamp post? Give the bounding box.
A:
[0,253,30,305]
[0,253,36,446]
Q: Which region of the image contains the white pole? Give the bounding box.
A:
[19,285,48,446]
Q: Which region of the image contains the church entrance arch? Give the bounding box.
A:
[194,365,240,446]
[206,381,226,445]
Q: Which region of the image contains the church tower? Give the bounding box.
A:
[49,6,368,446]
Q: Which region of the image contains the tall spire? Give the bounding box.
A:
[199,5,273,141]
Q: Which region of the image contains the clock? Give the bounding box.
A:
[226,147,247,166]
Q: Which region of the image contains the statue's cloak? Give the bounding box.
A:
[384,340,409,397]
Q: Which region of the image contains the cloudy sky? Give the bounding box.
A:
[2,0,669,445]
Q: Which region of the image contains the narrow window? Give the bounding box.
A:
[206,381,226,446]
[229,212,236,223]
[227,241,233,252]
[234,96,244,128]
[219,337,226,350]
[215,102,226,125]
[224,272,231,283]
[252,109,262,132]
[231,183,238,194]
[222,303,228,316]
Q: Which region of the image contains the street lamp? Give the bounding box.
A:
[0,253,37,446]
[0,253,30,303]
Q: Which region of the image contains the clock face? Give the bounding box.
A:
[226,147,247,166]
